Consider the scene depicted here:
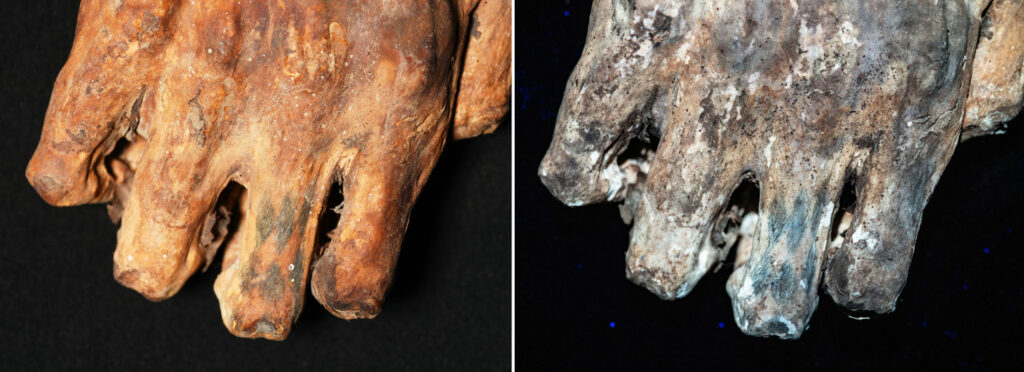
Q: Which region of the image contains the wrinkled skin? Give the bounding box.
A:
[26,0,509,340]
[540,0,1022,339]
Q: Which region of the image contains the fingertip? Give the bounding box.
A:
[310,252,385,320]
[26,149,88,206]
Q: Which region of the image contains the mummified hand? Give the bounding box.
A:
[26,0,509,340]
[540,0,1021,339]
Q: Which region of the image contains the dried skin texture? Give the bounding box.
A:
[454,0,512,139]
[540,0,1020,339]
[26,0,509,340]
[963,0,1024,139]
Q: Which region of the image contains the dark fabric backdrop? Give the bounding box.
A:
[516,1,1024,370]
[0,1,510,370]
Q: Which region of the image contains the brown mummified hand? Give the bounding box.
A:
[539,0,1021,339]
[26,0,509,340]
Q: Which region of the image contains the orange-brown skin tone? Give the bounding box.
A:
[454,0,511,139]
[26,0,509,340]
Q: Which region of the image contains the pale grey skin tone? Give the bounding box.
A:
[539,0,1022,339]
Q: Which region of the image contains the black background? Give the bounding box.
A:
[1,1,510,370]
[516,1,1024,370]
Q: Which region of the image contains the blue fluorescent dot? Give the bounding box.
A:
[962,284,969,291]
[921,321,927,327]
[718,322,725,329]
[577,263,583,269]
[984,247,990,254]
[564,10,570,16]
[609,322,616,328]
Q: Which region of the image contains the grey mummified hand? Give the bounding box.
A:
[539,0,1022,339]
